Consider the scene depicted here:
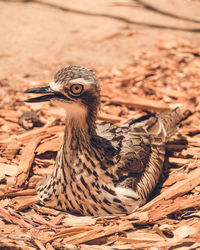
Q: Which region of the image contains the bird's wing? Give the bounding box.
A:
[96,108,183,202]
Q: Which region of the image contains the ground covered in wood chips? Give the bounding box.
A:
[1,36,200,249]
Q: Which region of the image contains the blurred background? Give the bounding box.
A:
[0,0,200,80]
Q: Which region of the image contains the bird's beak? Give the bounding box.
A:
[24,85,70,103]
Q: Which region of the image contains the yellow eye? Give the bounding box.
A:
[69,84,83,95]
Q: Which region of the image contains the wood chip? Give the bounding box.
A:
[34,240,46,250]
[2,188,37,199]
[15,136,41,187]
[118,233,165,243]
[2,141,21,160]
[0,207,32,229]
[0,125,64,144]
[149,195,200,222]
[0,163,19,177]
[46,243,55,250]
[47,221,133,245]
[171,225,198,243]
[62,216,97,227]
[97,113,123,123]
[33,205,62,216]
[109,96,169,112]
[31,213,62,229]
[140,167,200,211]
[36,134,62,154]
[13,195,40,211]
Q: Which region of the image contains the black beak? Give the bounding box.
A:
[24,85,69,103]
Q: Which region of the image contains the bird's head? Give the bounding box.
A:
[25,66,100,129]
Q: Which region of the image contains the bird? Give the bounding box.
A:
[25,66,183,216]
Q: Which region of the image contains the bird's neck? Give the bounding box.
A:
[63,107,97,155]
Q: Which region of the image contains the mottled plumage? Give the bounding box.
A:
[25,66,183,216]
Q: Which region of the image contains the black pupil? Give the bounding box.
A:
[75,86,79,90]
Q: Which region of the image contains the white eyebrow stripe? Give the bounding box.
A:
[50,81,62,92]
[69,78,94,85]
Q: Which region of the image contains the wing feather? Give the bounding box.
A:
[96,108,182,202]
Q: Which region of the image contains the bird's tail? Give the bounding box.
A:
[154,98,195,141]
[129,107,183,142]
[126,98,195,142]
[155,107,183,141]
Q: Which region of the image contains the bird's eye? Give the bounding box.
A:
[69,84,83,96]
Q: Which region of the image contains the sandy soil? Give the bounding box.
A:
[0,0,200,81]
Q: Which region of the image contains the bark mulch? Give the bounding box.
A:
[0,36,200,249]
